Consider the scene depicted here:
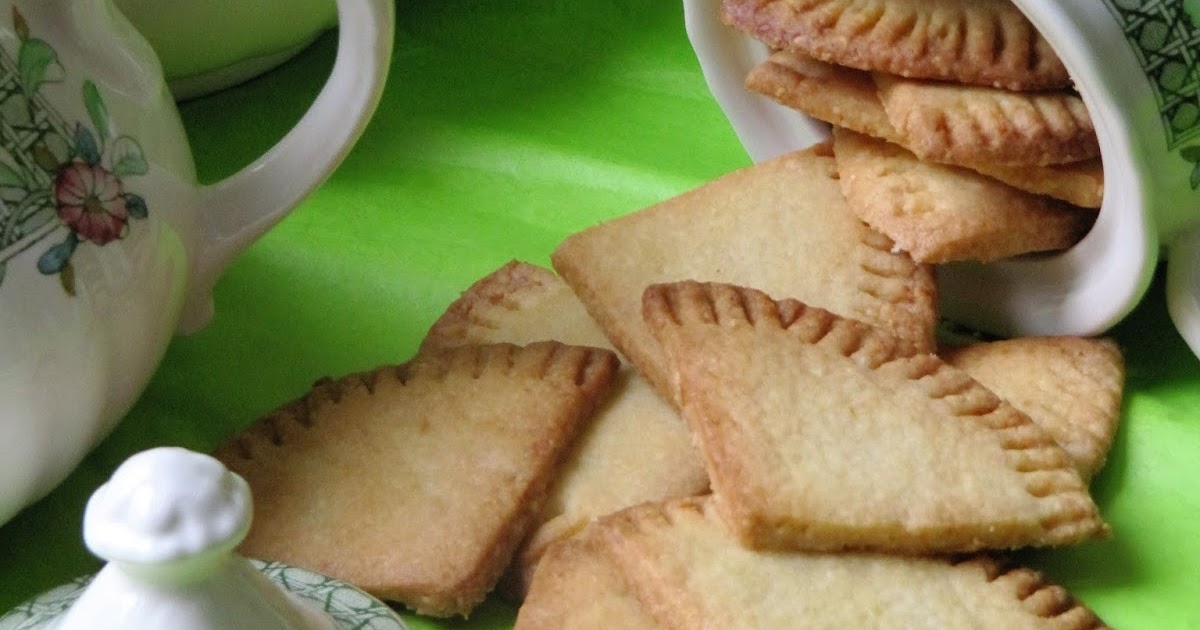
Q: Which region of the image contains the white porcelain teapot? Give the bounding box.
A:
[0,0,393,525]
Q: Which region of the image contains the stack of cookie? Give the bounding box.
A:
[512,145,1121,628]
[208,2,1126,625]
[211,144,1122,626]
[725,0,1103,263]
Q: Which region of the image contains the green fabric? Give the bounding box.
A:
[1,1,1197,628]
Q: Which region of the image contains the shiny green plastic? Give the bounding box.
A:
[1,2,1197,628]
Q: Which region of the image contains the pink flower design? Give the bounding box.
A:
[53,160,129,245]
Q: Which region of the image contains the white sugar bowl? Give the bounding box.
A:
[0,447,409,630]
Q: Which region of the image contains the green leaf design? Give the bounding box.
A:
[12,7,29,41]
[110,136,148,177]
[17,38,63,96]
[32,143,61,173]
[82,81,111,142]
[59,261,76,296]
[124,193,148,219]
[1186,0,1200,29]
[0,160,23,187]
[37,234,77,275]
[1182,145,1200,163]
[74,124,101,165]
[1192,161,1200,190]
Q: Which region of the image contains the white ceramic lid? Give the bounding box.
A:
[0,448,409,630]
[83,447,251,565]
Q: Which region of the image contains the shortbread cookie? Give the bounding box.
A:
[833,128,1095,263]
[942,337,1125,480]
[745,50,897,142]
[874,74,1099,167]
[506,370,706,596]
[422,261,709,596]
[643,281,1107,553]
[552,145,937,403]
[745,51,1103,207]
[598,497,1110,630]
[214,341,619,617]
[721,0,1070,90]
[513,523,663,629]
[977,159,1104,211]
[423,260,614,351]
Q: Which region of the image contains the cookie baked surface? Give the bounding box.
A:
[421,261,709,597]
[643,281,1108,553]
[748,52,1104,208]
[832,128,1095,263]
[513,520,663,629]
[552,145,938,403]
[746,51,1104,207]
[721,0,1070,90]
[942,336,1125,481]
[422,260,614,352]
[214,341,618,617]
[874,74,1099,167]
[595,497,1110,630]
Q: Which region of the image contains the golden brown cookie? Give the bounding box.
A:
[833,128,1095,263]
[214,341,619,618]
[422,260,614,352]
[721,0,1070,90]
[505,369,707,597]
[551,144,938,404]
[976,159,1104,210]
[643,281,1108,553]
[598,497,1110,629]
[874,73,1099,167]
[745,51,1104,207]
[513,523,664,630]
[745,50,897,142]
[421,260,709,597]
[942,337,1125,481]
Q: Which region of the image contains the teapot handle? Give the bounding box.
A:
[179,0,394,333]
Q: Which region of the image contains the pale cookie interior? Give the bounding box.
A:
[942,336,1125,481]
[643,281,1107,553]
[215,341,618,618]
[423,260,614,352]
[745,51,1103,208]
[552,144,938,403]
[513,521,663,630]
[596,497,1110,630]
[832,128,1096,263]
[745,50,898,143]
[420,260,709,596]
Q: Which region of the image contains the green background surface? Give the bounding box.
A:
[2,1,1198,628]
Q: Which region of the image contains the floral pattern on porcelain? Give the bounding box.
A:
[0,7,149,293]
[0,560,411,630]
[1101,0,1200,187]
